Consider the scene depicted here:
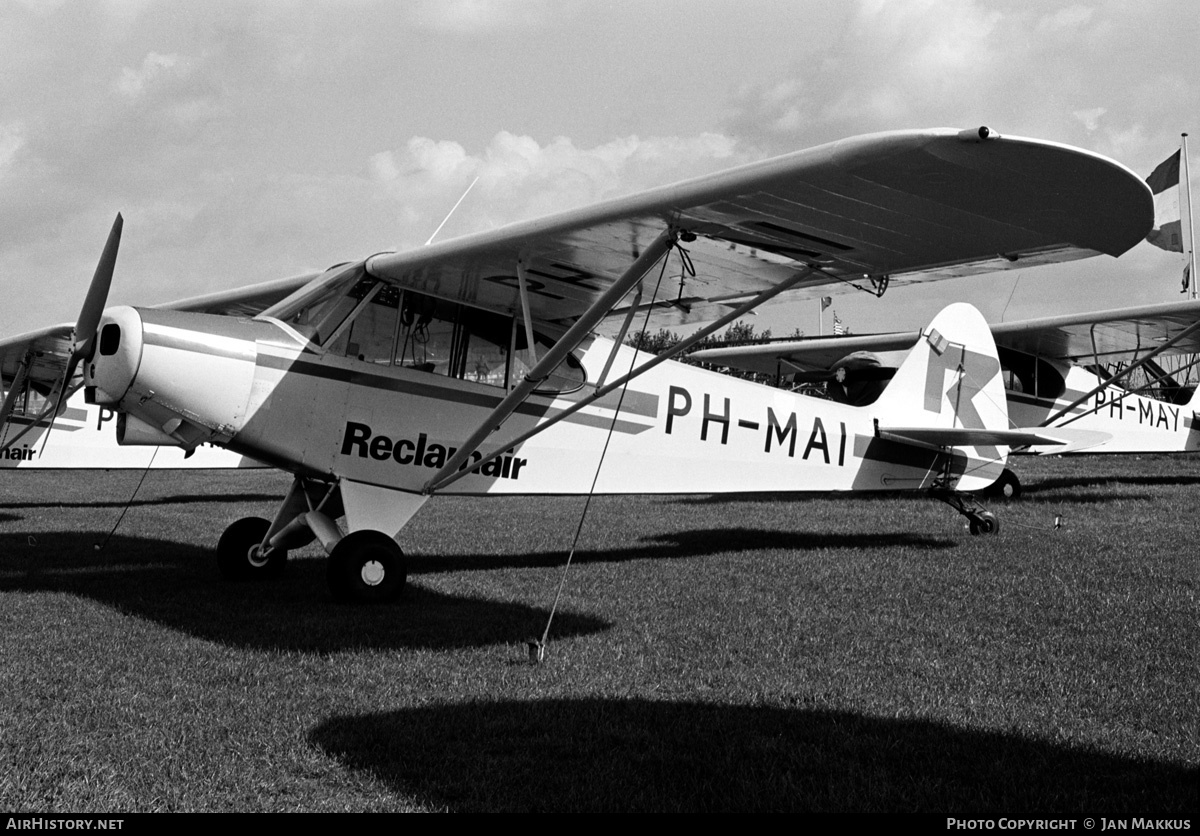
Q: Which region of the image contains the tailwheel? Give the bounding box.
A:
[931,488,1001,537]
[968,511,1000,536]
[217,516,287,580]
[327,530,407,603]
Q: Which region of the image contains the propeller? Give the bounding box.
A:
[67,212,123,383]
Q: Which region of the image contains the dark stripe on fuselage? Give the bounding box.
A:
[4,415,83,433]
[256,352,654,435]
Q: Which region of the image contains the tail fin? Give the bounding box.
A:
[874,303,1011,491]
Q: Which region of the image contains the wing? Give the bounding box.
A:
[361,127,1152,335]
[690,298,1200,376]
[689,331,923,375]
[987,298,1200,364]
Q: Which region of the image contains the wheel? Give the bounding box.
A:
[327,530,407,603]
[993,469,1021,500]
[217,516,287,580]
[976,511,999,535]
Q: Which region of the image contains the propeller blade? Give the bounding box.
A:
[73,212,123,357]
[1,213,124,456]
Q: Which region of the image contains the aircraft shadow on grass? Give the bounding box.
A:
[308,697,1197,813]
[0,531,608,653]
[0,523,957,650]
[407,527,955,575]
[1018,473,1200,495]
[0,492,282,510]
[670,482,1173,507]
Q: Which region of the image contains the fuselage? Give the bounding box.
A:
[82,305,1001,496]
[1007,362,1200,454]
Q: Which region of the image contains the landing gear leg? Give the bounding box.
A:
[932,489,1000,536]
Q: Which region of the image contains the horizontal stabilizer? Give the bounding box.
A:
[1032,427,1114,454]
[879,426,1067,449]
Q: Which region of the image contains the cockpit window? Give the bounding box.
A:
[272,274,585,393]
[394,292,584,394]
[998,348,1065,400]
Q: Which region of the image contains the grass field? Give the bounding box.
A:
[0,455,1195,813]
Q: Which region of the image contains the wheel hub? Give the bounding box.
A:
[360,559,386,587]
[247,546,272,569]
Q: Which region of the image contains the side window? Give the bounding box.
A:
[393,291,585,393]
[394,293,447,373]
[997,348,1065,400]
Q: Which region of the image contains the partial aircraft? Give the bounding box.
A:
[0,127,1154,602]
[0,388,262,469]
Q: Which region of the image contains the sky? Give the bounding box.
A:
[2,0,1198,340]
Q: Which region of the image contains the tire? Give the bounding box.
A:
[326,530,407,603]
[217,516,287,580]
[976,512,999,535]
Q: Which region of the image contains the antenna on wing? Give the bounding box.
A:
[425,176,480,246]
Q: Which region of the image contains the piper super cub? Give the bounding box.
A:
[0,128,1154,602]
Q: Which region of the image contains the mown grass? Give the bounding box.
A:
[0,455,1195,812]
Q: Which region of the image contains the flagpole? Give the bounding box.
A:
[1183,132,1197,300]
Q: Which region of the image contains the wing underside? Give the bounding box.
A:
[362,128,1153,336]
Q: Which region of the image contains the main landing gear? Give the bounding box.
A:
[326,530,406,603]
[215,477,409,603]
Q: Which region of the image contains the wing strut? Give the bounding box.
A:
[516,258,539,366]
[0,351,33,441]
[1040,316,1200,427]
[420,228,679,493]
[424,262,820,495]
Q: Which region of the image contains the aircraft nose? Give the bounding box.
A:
[83,305,143,406]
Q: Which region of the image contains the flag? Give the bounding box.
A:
[832,313,846,336]
[1146,149,1183,252]
[820,296,832,310]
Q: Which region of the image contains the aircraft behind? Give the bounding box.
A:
[690,299,1200,498]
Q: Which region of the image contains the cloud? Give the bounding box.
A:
[0,123,25,177]
[407,0,559,34]
[116,52,184,99]
[1073,107,1107,131]
[1035,4,1095,34]
[369,131,743,247]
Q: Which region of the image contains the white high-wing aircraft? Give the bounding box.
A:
[0,128,1153,602]
[690,298,1200,498]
